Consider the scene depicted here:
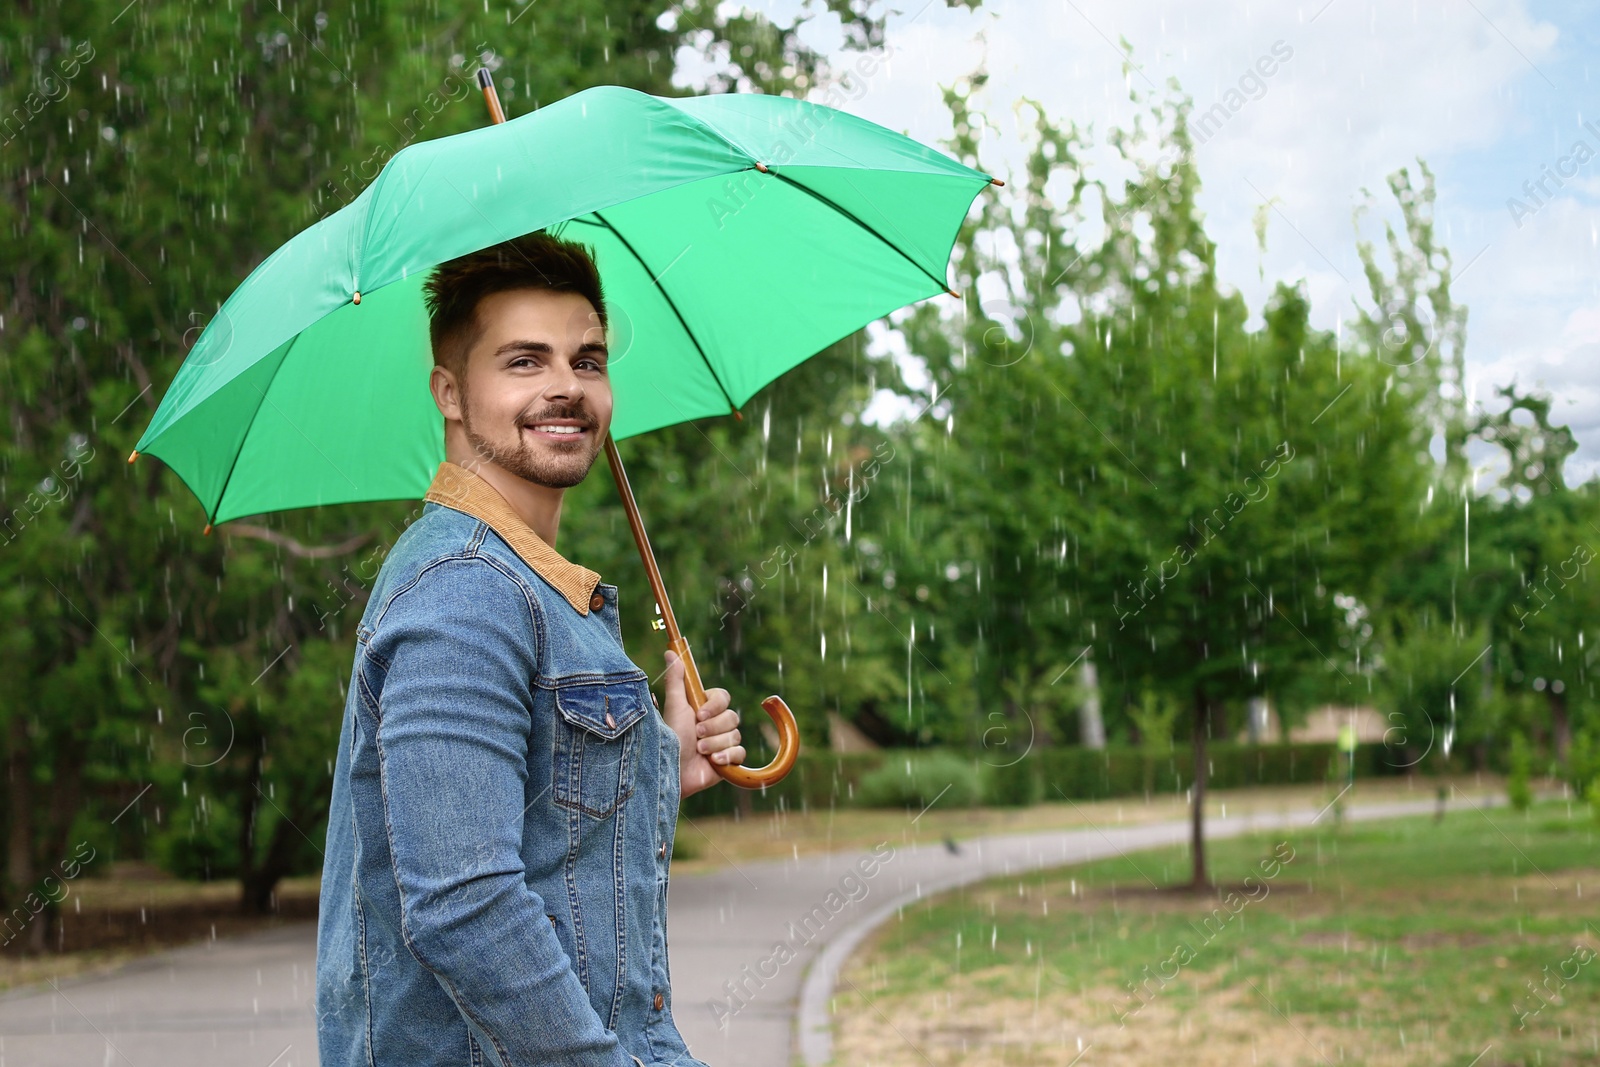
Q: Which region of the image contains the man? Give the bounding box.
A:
[316,230,745,1066]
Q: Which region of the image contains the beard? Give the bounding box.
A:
[459,388,601,490]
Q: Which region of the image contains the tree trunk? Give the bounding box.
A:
[1247,697,1270,744]
[236,755,264,914]
[5,715,45,954]
[239,857,276,915]
[1190,686,1210,890]
[35,748,85,955]
[241,809,304,915]
[1078,658,1106,749]
[1547,688,1571,765]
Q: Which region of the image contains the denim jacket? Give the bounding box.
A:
[316,461,705,1067]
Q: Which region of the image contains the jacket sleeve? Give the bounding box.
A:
[367,556,633,1067]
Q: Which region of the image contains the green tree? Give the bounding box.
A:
[891,65,1436,888]
[0,0,889,933]
[1354,164,1598,781]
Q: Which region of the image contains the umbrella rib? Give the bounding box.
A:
[206,345,291,527]
[206,332,363,526]
[766,170,955,296]
[587,210,740,417]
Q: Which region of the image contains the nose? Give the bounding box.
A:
[540,356,586,406]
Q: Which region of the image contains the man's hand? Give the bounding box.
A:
[661,649,745,798]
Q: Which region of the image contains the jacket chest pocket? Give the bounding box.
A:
[550,674,652,820]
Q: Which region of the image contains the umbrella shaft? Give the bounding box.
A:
[477,65,704,707]
[602,434,706,709]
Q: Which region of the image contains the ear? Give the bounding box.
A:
[430,364,463,422]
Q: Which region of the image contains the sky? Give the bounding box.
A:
[672,0,1600,488]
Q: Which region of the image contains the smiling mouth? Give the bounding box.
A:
[523,423,591,442]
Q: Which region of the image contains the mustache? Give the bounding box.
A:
[520,404,595,428]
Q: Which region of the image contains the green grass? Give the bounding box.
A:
[834,799,1600,1067]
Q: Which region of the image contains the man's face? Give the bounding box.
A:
[450,287,612,488]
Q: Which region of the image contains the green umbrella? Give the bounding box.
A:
[133,71,999,787]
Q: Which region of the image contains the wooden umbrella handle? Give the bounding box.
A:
[478,68,798,788]
[604,436,800,788]
[665,634,801,789]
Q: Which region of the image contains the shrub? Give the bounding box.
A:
[856,751,981,810]
[1507,731,1533,811]
[670,830,702,861]
[677,751,885,817]
[981,758,1042,807]
[676,741,1423,819]
[150,792,241,881]
[1567,731,1599,797]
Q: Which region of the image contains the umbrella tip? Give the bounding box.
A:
[732,407,744,422]
[946,287,961,299]
[755,161,770,173]
[202,523,213,536]
[990,177,1005,187]
[127,450,138,464]
[352,290,361,305]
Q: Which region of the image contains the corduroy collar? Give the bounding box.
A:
[423,461,602,616]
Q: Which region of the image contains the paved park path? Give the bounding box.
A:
[0,788,1501,1067]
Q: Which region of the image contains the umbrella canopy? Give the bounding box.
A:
[134,83,996,526]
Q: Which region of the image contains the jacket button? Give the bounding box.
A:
[658,843,667,859]
[591,593,605,611]
[653,993,664,1011]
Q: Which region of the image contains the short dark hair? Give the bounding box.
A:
[423,230,607,382]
